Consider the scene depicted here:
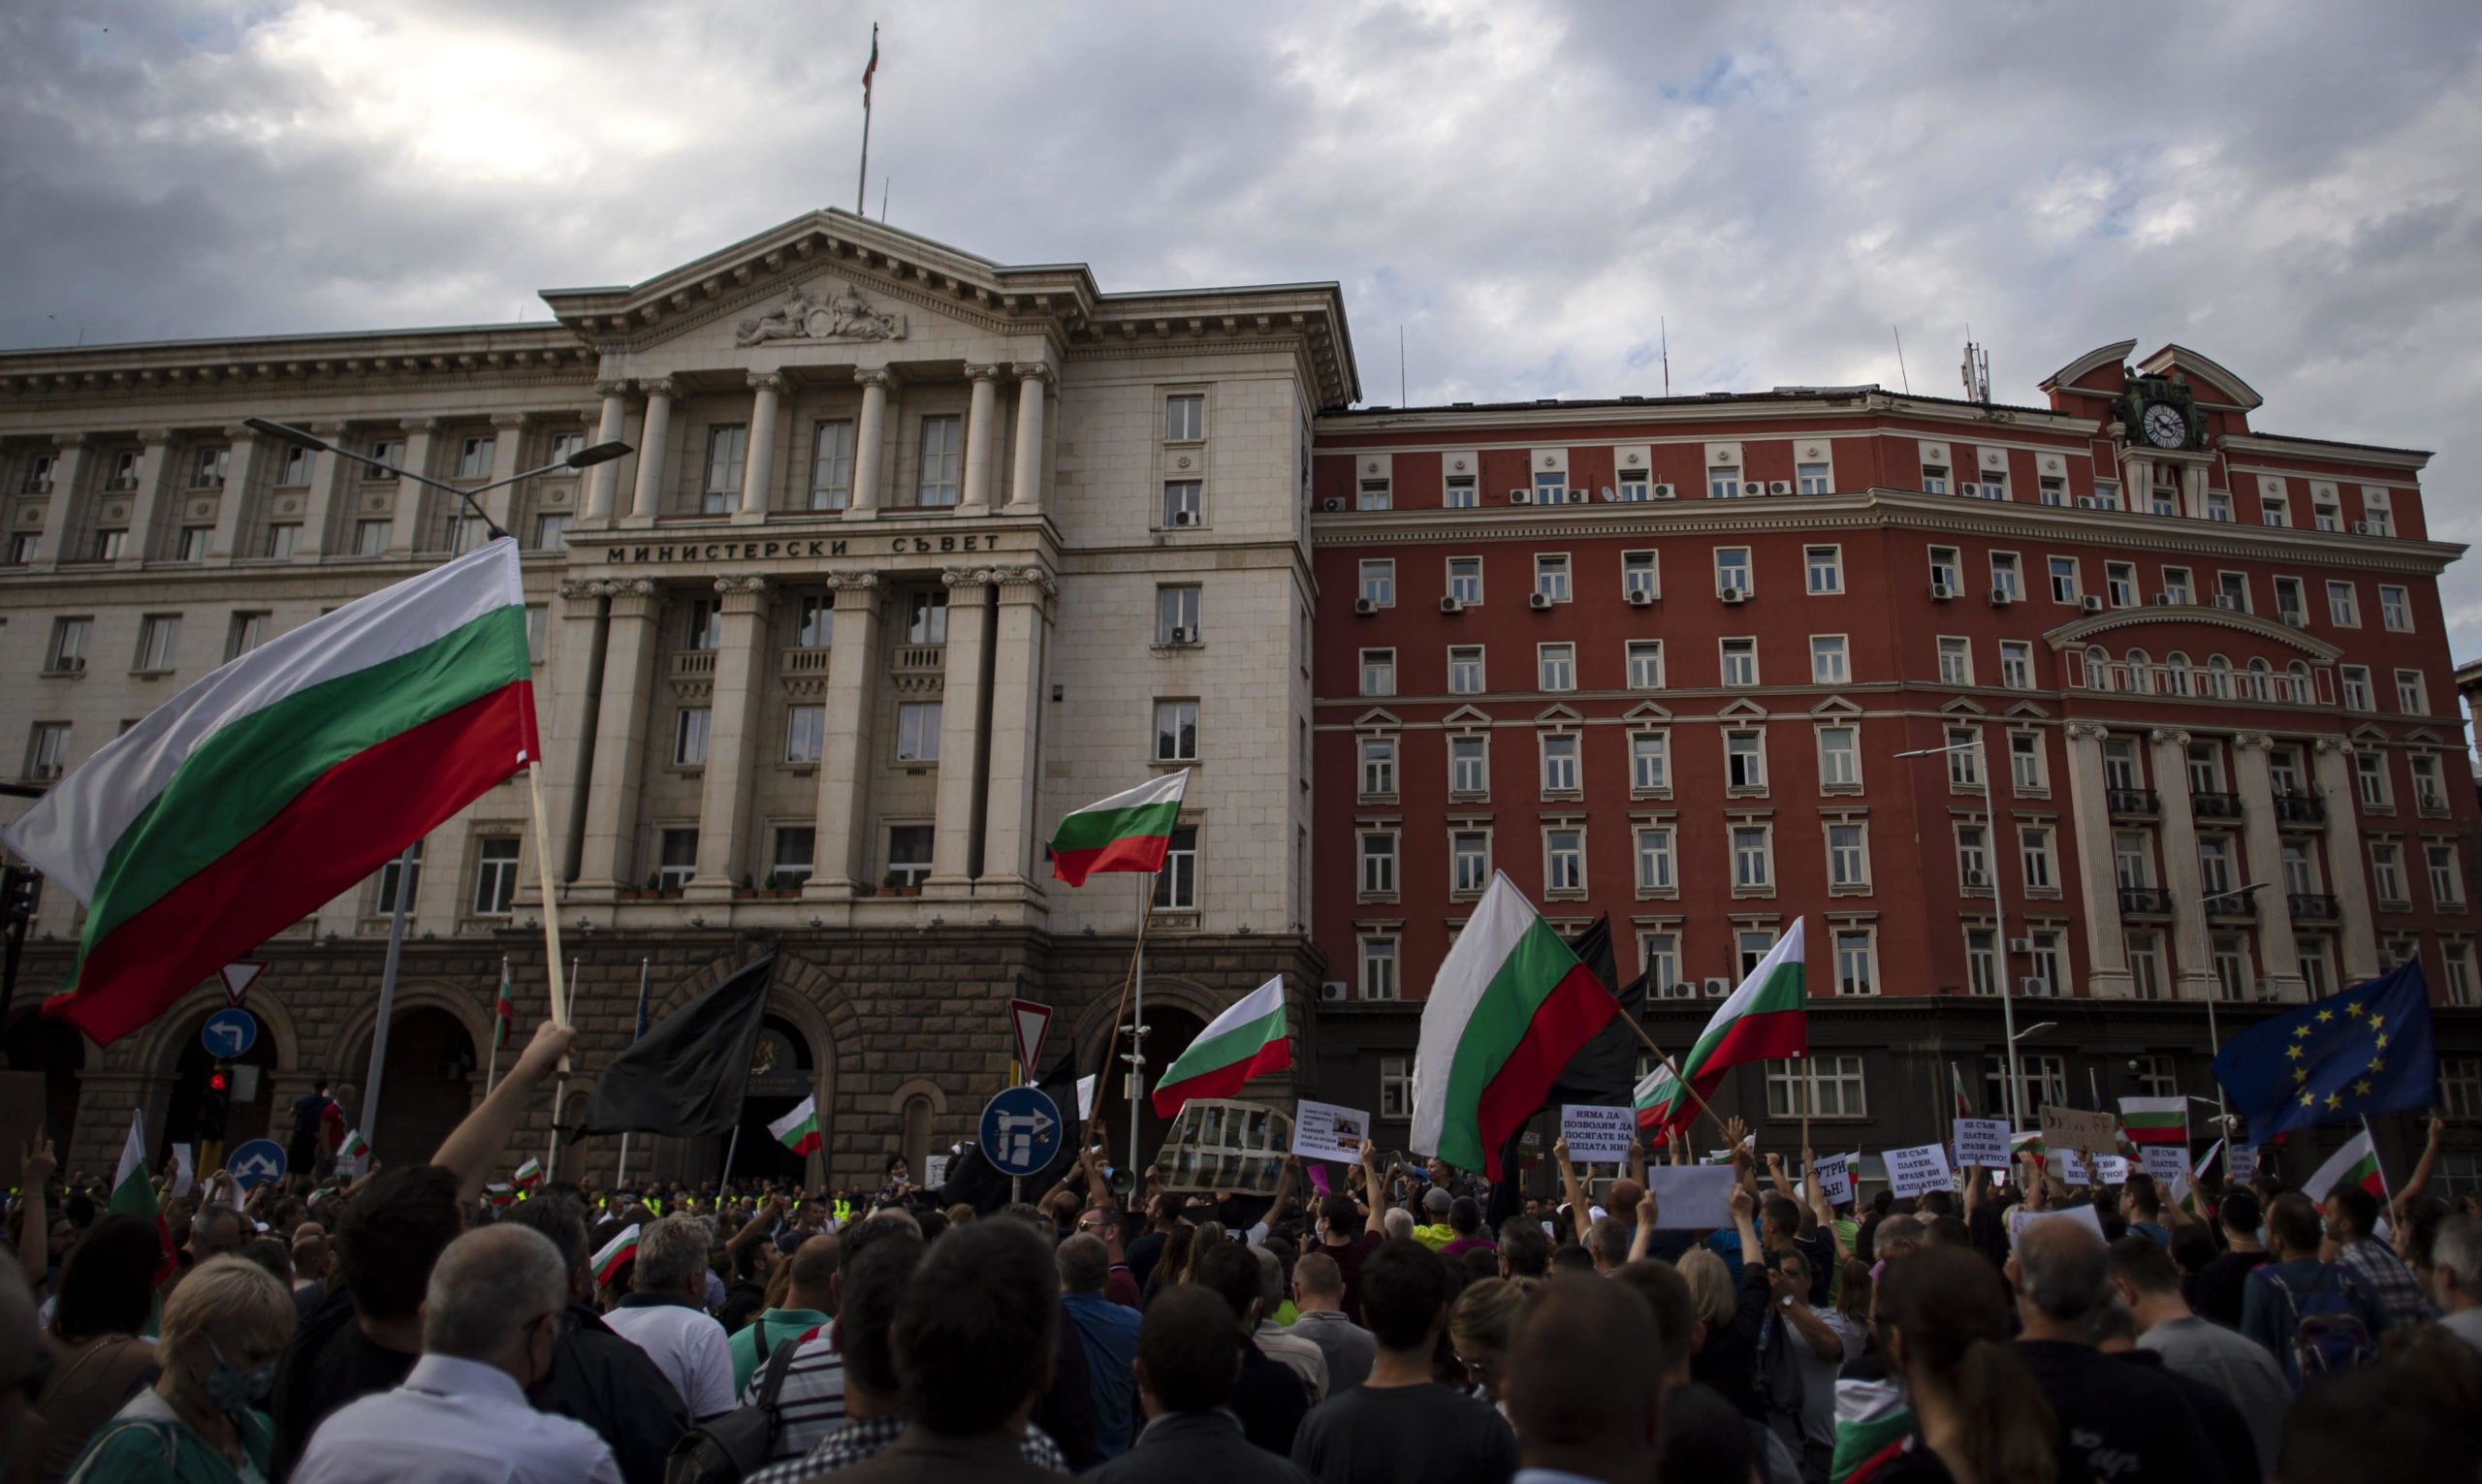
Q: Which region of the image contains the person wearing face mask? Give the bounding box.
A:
[289,1224,620,1484]
[61,1255,293,1484]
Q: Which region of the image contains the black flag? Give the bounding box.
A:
[939,1049,1085,1215]
[1484,917,1645,1229]
[577,956,775,1138]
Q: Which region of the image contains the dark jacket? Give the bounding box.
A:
[530,1300,692,1484]
[1092,1411,1319,1484]
[1231,1339,1312,1457]
[827,1424,1074,1484]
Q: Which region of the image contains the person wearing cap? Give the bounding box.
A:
[1411,1187,1456,1250]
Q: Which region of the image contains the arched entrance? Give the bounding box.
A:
[722,1015,814,1188]
[165,1005,279,1164]
[346,1009,479,1168]
[1094,1003,1208,1178]
[3,1013,86,1152]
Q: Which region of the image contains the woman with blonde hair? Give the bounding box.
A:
[66,1254,294,1483]
[1448,1275,1533,1406]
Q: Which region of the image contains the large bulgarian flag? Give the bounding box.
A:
[1048,771,1187,887]
[1153,975,1291,1117]
[1634,920,1808,1135]
[2118,1096,2189,1147]
[2304,1129,2385,1204]
[1412,874,1618,1178]
[1,540,538,1046]
[769,1093,824,1157]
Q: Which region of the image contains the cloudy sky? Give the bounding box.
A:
[7,2,2480,645]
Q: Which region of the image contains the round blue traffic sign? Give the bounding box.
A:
[227,1139,288,1191]
[978,1086,1064,1178]
[202,1008,258,1059]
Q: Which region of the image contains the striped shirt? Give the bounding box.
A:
[740,1324,845,1462]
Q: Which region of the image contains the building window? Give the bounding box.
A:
[1937,637,1972,685]
[2429,843,2466,908]
[896,701,941,763]
[1357,476,1391,511]
[1625,640,1664,691]
[912,416,962,507]
[1534,553,1571,602]
[2413,754,2449,813]
[784,704,826,764]
[1810,635,1849,684]
[225,612,270,660]
[1545,829,1585,894]
[1805,546,1842,593]
[653,829,697,890]
[1448,556,1483,605]
[809,420,856,511]
[885,825,934,888]
[1448,735,1487,796]
[1947,728,1983,788]
[1618,468,1651,501]
[1154,826,1199,909]
[2299,939,2336,999]
[1714,548,1753,597]
[1444,476,1478,510]
[272,443,311,488]
[1828,823,1869,890]
[88,528,125,561]
[1720,638,1759,687]
[1447,646,1485,695]
[1990,553,2021,601]
[1164,395,1205,442]
[1163,480,1203,525]
[2275,578,2307,626]
[1708,465,1739,499]
[1922,463,1948,496]
[771,826,815,887]
[2048,556,2080,604]
[2114,832,2152,890]
[2020,826,2055,893]
[5,533,36,564]
[2094,481,2121,510]
[1622,551,1659,600]
[2009,733,2047,793]
[1635,826,1675,893]
[191,446,230,488]
[2103,562,2136,608]
[1156,585,1201,644]
[2380,585,2412,632]
[673,707,712,767]
[1725,729,1766,791]
[1928,547,1960,593]
[1451,830,1491,896]
[364,437,403,477]
[2363,491,2394,536]
[684,598,720,651]
[1965,927,1999,995]
[1768,1055,1867,1117]
[1360,935,1402,1004]
[1640,932,1682,992]
[45,617,91,674]
[1987,1055,2069,1120]
[1359,831,1398,898]
[2443,945,2479,1008]
[1631,731,1671,792]
[1359,648,1395,697]
[263,523,301,558]
[2199,837,2236,897]
[2040,476,2067,507]
[1535,470,1568,504]
[468,837,522,915]
[531,512,570,552]
[2320,582,2358,627]
[2341,665,2372,711]
[1833,932,1878,996]
[1538,643,1575,692]
[790,596,833,649]
[1957,825,1990,889]
[1818,726,1859,789]
[1380,1053,1412,1113]
[374,841,423,915]
[2371,842,2408,905]
[23,722,70,781]
[1980,470,2008,501]
[454,435,494,481]
[1359,737,1396,798]
[1798,461,1832,496]
[1154,700,1199,763]
[2396,669,2429,714]
[2314,493,2342,531]
[1999,641,2033,690]
[133,615,179,673]
[1732,825,1773,891]
[105,449,141,489]
[2027,931,2067,995]
[1357,559,1394,608]
[1541,734,1579,794]
[1737,929,1778,975]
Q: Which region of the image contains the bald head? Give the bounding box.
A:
[1503,1277,1664,1473]
[786,1233,840,1311]
[2015,1216,2110,1327]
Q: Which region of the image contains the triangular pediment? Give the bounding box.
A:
[1809,696,1863,717]
[1716,698,1770,720]
[1443,705,1494,728]
[1623,700,1674,722]
[2004,701,2052,720]
[1939,696,1989,716]
[2404,727,2447,746]
[2349,723,2391,743]
[1353,708,1401,730]
[1534,703,1584,725]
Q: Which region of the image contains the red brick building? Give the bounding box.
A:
[1304,341,2482,1178]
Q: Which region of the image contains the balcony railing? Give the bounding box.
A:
[2118,886,2173,916]
[2205,893,2257,921]
[2289,892,2341,922]
[2275,792,2326,825]
[669,649,716,680]
[2191,791,2243,820]
[780,646,834,676]
[2108,787,2160,817]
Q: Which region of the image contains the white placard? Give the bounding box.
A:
[1885,1143,1955,1199]
[171,1144,196,1199]
[1649,1166,1738,1230]
[1076,1073,1098,1121]
[922,1153,950,1190]
[2055,1148,2091,1185]
[1811,1152,1856,1207]
[2226,1145,2257,1184]
[1289,1099,1372,1163]
[1953,1119,2010,1169]
[1560,1104,1635,1163]
[2138,1145,2189,1186]
[2093,1154,2130,1186]
[2007,1204,2108,1247]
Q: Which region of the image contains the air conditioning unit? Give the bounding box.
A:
[1703,977,1732,997]
[1321,497,1344,513]
[1566,489,1587,505]
[56,655,85,673]
[1510,489,1533,505]
[1320,981,1349,1002]
[1670,983,1700,999]
[2212,595,2240,611]
[1767,481,1794,496]
[2077,496,2100,509]
[1599,487,1618,502]
[2282,612,2307,628]
[1169,626,1195,644]
[1652,483,1676,499]
[1528,592,1553,611]
[2352,521,2373,535]
[2081,596,2105,614]
[1930,583,1955,601]
[1626,589,1654,608]
[1963,870,1989,888]
[1989,588,2014,607]
[1739,482,1765,498]
[1958,482,1982,498]
[2151,594,2175,607]
[1718,586,1748,605]
[2020,976,2052,998]
[1353,597,1377,616]
[1439,596,1465,615]
[1172,510,1198,526]
[2007,936,2035,956]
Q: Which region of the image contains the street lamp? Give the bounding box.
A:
[242,417,629,544]
[1897,732,2026,1131]
[2013,1021,2058,1042]
[2194,881,2268,1134]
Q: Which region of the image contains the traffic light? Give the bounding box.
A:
[200,1064,232,1140]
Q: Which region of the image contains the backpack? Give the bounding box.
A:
[2266,1264,2376,1389]
[665,1317,802,1484]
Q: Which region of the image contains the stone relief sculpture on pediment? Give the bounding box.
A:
[734,282,908,347]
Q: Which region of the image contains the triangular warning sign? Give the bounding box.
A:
[219,962,267,1009]
[1009,997,1053,1084]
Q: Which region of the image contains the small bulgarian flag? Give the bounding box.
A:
[1636,920,1808,1136]
[493,959,513,1052]
[485,1183,515,1208]
[591,1223,641,1286]
[2304,1129,2385,1204]
[109,1109,176,1286]
[2012,1129,2048,1169]
[336,1128,368,1174]
[2118,1096,2189,1147]
[1951,1062,1973,1120]
[1048,771,1187,887]
[861,22,878,103]
[512,1156,543,1190]
[1153,975,1291,1118]
[769,1094,824,1157]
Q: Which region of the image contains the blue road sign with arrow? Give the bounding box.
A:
[979,1086,1063,1178]
[202,1008,258,1059]
[227,1139,287,1191]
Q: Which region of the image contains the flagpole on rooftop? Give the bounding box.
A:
[856,23,877,215]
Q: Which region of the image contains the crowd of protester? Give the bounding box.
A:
[3,1026,2480,1483]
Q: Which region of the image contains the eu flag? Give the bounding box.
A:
[2213,960,2438,1142]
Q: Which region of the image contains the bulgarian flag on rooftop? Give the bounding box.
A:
[2304,1129,2385,1204]
[1048,771,1187,887]
[1636,920,1809,1136]
[2118,1096,2189,1147]
[1412,874,1618,1178]
[591,1223,641,1287]
[0,540,538,1046]
[1153,974,1291,1117]
[769,1093,824,1157]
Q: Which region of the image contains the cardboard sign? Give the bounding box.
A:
[1953,1119,2010,1170]
[1560,1104,1635,1163]
[2227,1145,2257,1184]
[1812,1152,1857,1207]
[1885,1143,1955,1199]
[1291,1100,1372,1163]
[1648,1166,1738,1230]
[2039,1105,2121,1156]
[2007,1204,2108,1247]
[2093,1154,2130,1186]
[2139,1145,2190,1187]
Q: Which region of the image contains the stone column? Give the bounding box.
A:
[958,364,1001,515]
[687,575,771,900]
[843,370,892,521]
[2315,738,2381,980]
[734,373,785,524]
[978,567,1057,900]
[34,434,89,568]
[116,429,174,568]
[2181,463,2208,521]
[2063,722,2134,997]
[628,377,677,525]
[574,579,662,894]
[2148,728,2215,999]
[585,381,630,522]
[543,579,609,886]
[298,422,351,557]
[2232,732,2307,998]
[386,420,438,558]
[1005,363,1052,513]
[805,573,885,897]
[207,426,264,563]
[481,413,527,533]
[923,571,994,899]
[2124,456,2151,512]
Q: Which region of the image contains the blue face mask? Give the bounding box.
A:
[202,1338,275,1415]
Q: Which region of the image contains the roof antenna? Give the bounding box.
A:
[1398,326,1407,406]
[1960,326,1990,403]
[880,177,889,222]
[1660,317,1671,397]
[1893,326,1910,394]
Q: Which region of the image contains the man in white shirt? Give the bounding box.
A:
[292,1223,622,1484]
[602,1215,737,1420]
[2435,1214,2482,1353]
